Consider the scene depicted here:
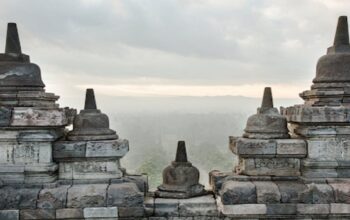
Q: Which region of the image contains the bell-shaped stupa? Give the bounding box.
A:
[244,87,289,139]
[67,89,118,141]
[156,141,206,198]
[301,16,350,106]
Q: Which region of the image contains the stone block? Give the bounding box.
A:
[18,130,61,142]
[144,196,155,216]
[219,203,267,217]
[56,208,83,219]
[238,158,300,176]
[178,194,218,216]
[301,159,338,178]
[0,130,19,141]
[330,183,350,203]
[53,141,86,159]
[123,174,149,193]
[83,207,118,218]
[0,142,53,164]
[276,181,307,203]
[59,160,123,180]
[331,203,350,214]
[253,181,281,203]
[20,209,56,219]
[0,186,41,209]
[297,204,330,215]
[107,182,144,207]
[275,139,307,157]
[266,204,296,215]
[307,139,341,160]
[0,106,11,126]
[154,198,179,217]
[118,206,144,217]
[85,139,129,158]
[67,184,107,208]
[282,105,350,123]
[219,180,256,205]
[11,108,68,126]
[37,185,70,209]
[0,210,19,220]
[300,183,335,204]
[231,138,276,157]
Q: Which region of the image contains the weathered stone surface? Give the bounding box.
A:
[144,196,155,217]
[219,181,256,205]
[37,185,70,209]
[302,159,338,178]
[20,209,55,220]
[67,184,107,208]
[301,183,335,204]
[266,204,296,215]
[107,182,143,207]
[53,141,86,159]
[253,181,281,204]
[238,158,300,176]
[297,204,330,215]
[58,160,123,180]
[83,207,118,218]
[0,186,41,209]
[0,106,11,126]
[282,105,350,123]
[0,210,19,220]
[307,139,342,160]
[276,181,307,203]
[0,141,53,164]
[85,139,129,158]
[331,203,350,214]
[330,182,350,203]
[56,208,83,219]
[11,108,68,126]
[118,206,144,217]
[275,139,307,157]
[178,195,218,217]
[154,198,179,217]
[231,138,276,157]
[219,203,267,217]
[123,174,149,192]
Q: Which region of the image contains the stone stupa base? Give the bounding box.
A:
[155,184,207,199]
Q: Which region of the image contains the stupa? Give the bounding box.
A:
[156,141,206,198]
[0,23,73,184]
[282,16,350,179]
[53,89,127,180]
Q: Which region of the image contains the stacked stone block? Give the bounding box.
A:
[282,16,350,180]
[0,23,74,184]
[53,89,128,180]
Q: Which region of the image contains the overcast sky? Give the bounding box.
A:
[0,0,349,104]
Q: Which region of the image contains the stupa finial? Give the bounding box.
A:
[84,88,97,110]
[261,87,273,109]
[175,141,188,163]
[333,16,349,46]
[5,23,22,54]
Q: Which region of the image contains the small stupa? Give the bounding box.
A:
[67,88,118,141]
[155,141,206,198]
[53,89,128,180]
[244,87,289,139]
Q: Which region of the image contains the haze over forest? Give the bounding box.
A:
[66,95,300,189]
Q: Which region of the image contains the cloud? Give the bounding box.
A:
[0,0,349,99]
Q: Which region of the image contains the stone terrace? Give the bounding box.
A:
[1,17,350,220]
